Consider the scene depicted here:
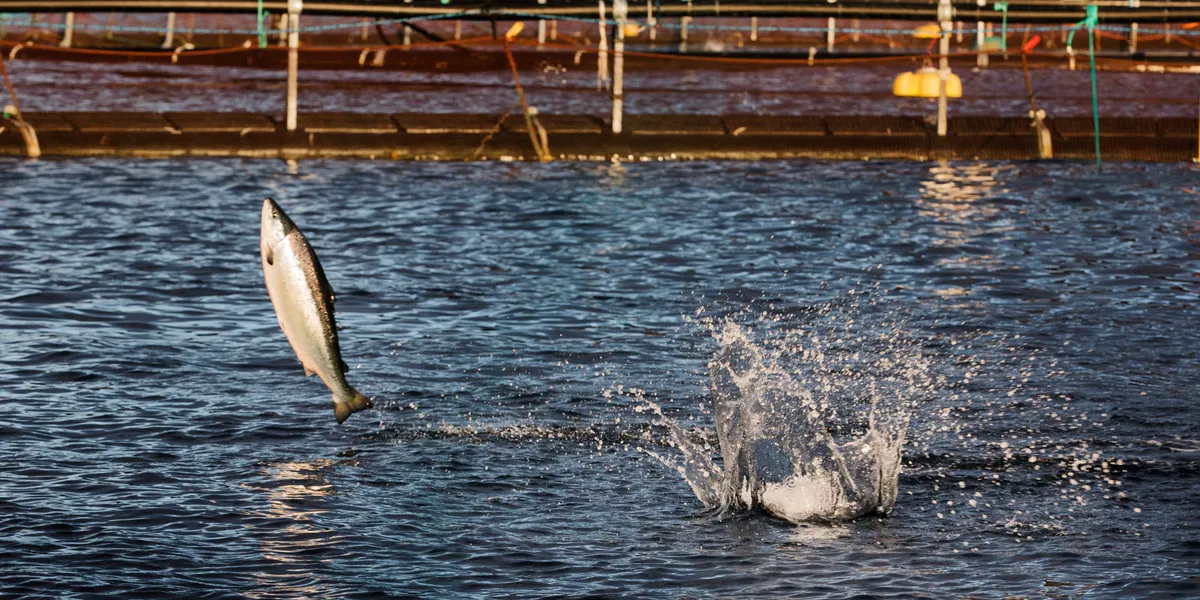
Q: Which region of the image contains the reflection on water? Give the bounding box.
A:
[917,161,1016,301]
[918,161,1010,232]
[245,460,347,599]
[785,522,852,544]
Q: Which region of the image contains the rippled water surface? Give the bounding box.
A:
[2,158,1199,598]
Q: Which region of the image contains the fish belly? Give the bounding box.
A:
[265,242,340,390]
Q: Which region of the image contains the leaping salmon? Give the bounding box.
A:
[260,198,371,423]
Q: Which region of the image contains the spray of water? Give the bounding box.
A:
[641,295,937,523]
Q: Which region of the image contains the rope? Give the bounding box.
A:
[994,2,1009,54]
[3,34,1198,74]
[0,46,40,157]
[1020,26,1038,114]
[0,12,1195,38]
[471,104,517,159]
[0,46,20,116]
[256,0,267,47]
[501,25,550,161]
[1065,5,1101,169]
[1087,6,1101,170]
[510,37,990,66]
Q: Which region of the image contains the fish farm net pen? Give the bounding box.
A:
[0,7,1198,163]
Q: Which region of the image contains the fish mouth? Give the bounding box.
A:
[260,198,289,258]
[262,198,299,236]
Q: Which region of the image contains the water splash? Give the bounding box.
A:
[644,300,934,523]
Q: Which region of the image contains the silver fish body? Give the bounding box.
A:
[260,198,370,423]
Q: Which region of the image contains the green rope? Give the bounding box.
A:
[993,2,1008,54]
[1066,4,1101,168]
[256,0,267,48]
[1087,6,1100,169]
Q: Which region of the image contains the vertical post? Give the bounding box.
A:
[286,0,302,132]
[680,0,692,52]
[956,20,962,43]
[750,17,757,42]
[937,0,951,137]
[361,18,369,41]
[976,21,987,67]
[277,13,287,47]
[162,12,176,49]
[597,0,609,90]
[403,24,411,46]
[937,31,949,136]
[538,0,547,48]
[59,12,74,48]
[647,0,656,41]
[852,18,861,42]
[1129,22,1137,53]
[613,0,626,134]
[826,17,835,53]
[551,19,558,40]
[455,21,462,40]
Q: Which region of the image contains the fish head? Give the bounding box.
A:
[260,198,298,260]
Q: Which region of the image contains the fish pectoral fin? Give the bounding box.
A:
[340,359,349,373]
[265,245,275,266]
[303,364,316,377]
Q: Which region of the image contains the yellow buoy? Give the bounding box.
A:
[893,67,962,98]
[505,21,525,40]
[913,23,943,39]
[623,23,643,37]
[892,71,918,96]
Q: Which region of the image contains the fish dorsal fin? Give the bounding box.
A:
[340,359,349,373]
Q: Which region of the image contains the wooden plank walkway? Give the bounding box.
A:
[1,112,1195,161]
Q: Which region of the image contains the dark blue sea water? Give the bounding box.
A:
[1,158,1198,598]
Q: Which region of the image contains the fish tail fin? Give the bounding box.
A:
[333,388,373,424]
